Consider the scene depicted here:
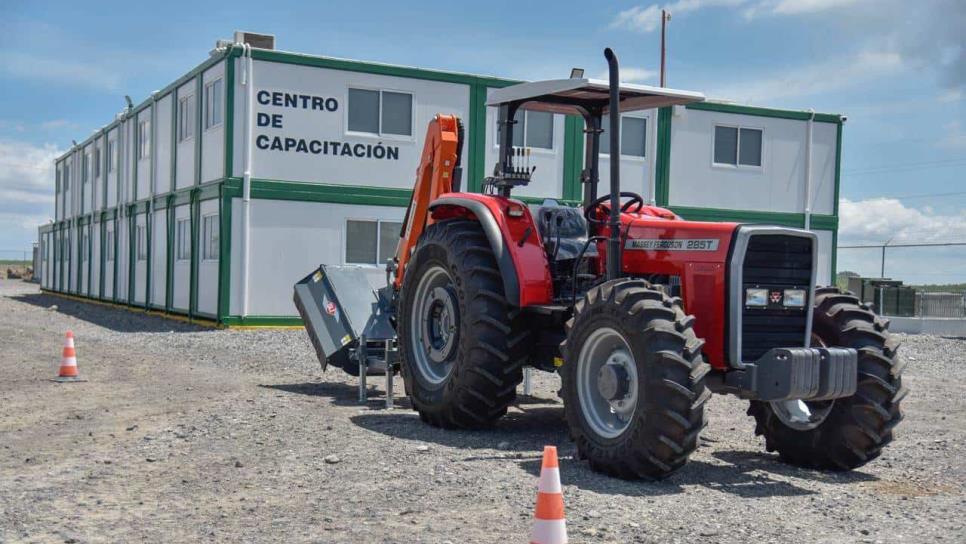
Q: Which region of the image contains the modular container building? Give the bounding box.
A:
[36,33,844,326]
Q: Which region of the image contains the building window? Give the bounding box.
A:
[107,140,116,173]
[204,79,223,130]
[202,214,219,261]
[345,219,402,265]
[138,119,151,159]
[64,164,70,191]
[176,218,191,261]
[136,225,148,261]
[713,125,762,167]
[599,115,647,157]
[178,94,196,141]
[81,232,88,263]
[498,110,555,150]
[83,152,91,186]
[93,147,101,178]
[106,230,114,262]
[347,88,413,137]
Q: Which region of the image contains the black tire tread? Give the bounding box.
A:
[561,279,710,480]
[747,287,906,470]
[398,220,528,429]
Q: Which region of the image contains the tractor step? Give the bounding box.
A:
[709,347,858,401]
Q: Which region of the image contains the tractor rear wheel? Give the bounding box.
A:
[747,287,907,470]
[560,279,710,480]
[398,219,527,428]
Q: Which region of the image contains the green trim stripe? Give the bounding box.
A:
[655,107,672,206]
[245,48,519,89]
[687,101,842,124]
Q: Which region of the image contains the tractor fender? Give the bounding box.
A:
[429,194,553,307]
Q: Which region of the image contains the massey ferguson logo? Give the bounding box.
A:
[769,291,783,304]
[625,238,720,251]
[325,301,338,316]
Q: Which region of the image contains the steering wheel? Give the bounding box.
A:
[584,192,644,224]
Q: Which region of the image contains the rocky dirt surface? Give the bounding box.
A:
[1,280,964,543]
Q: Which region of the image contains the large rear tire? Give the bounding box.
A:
[748,287,907,470]
[398,219,527,428]
[561,279,710,480]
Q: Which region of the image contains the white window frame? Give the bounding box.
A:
[598,114,649,160]
[712,123,764,170]
[82,152,91,185]
[201,214,219,261]
[178,94,195,142]
[492,110,557,153]
[106,230,115,262]
[107,139,117,173]
[343,218,402,266]
[344,86,416,141]
[138,119,151,160]
[204,78,223,131]
[176,218,191,261]
[136,225,148,261]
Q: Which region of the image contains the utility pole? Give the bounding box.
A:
[660,9,670,87]
[881,238,893,278]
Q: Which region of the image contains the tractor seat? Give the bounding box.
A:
[534,202,598,261]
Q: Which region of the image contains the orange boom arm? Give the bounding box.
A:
[392,114,462,289]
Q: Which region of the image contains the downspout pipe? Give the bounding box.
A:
[803,109,814,230]
[239,43,254,317]
[604,48,622,280]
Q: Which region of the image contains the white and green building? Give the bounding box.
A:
[36,34,843,326]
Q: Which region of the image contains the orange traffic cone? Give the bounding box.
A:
[53,330,84,382]
[530,446,567,544]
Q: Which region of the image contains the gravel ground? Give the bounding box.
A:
[1,279,964,543]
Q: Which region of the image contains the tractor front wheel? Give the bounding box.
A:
[747,287,907,470]
[561,279,710,480]
[398,219,527,428]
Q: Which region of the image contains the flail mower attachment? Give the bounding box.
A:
[293,264,398,408]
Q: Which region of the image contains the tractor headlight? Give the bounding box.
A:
[745,288,768,307]
[783,289,807,308]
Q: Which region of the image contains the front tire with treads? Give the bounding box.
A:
[748,287,907,470]
[398,219,527,428]
[561,279,710,480]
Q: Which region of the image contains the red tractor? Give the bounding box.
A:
[297,49,906,479]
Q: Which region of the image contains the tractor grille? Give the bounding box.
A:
[739,233,814,362]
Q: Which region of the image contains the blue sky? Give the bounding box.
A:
[1,0,963,282]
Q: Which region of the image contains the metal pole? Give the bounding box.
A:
[358,337,368,404]
[385,339,393,410]
[660,10,669,87]
[879,245,885,278]
[523,367,532,396]
[604,48,622,280]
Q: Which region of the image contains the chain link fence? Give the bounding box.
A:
[838,244,966,319]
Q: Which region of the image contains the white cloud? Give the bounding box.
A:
[0,140,59,249]
[611,1,746,33]
[939,121,966,150]
[839,198,966,245]
[938,89,963,103]
[40,119,80,131]
[706,50,902,104]
[594,67,658,83]
[0,140,61,196]
[742,0,861,18]
[0,52,123,92]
